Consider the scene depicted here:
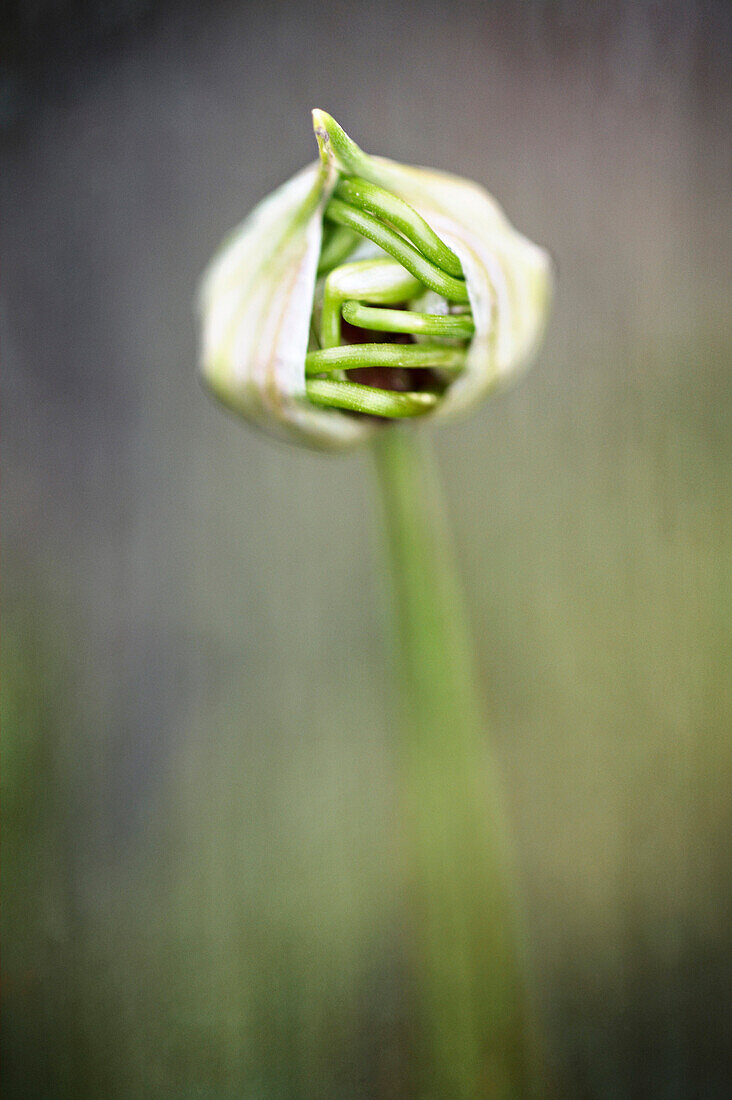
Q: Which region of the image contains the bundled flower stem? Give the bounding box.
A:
[373,426,538,1097]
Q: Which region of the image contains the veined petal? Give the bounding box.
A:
[199,159,376,450]
[312,110,553,420]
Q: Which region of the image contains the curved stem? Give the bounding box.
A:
[307,379,437,418]
[334,176,464,277]
[325,198,470,302]
[320,260,421,348]
[306,343,465,375]
[371,427,538,1099]
[342,301,475,339]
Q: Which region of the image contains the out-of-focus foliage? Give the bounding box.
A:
[2,1,730,1095]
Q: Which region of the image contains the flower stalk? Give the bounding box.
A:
[373,426,536,1098]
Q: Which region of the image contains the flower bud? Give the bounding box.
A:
[198,111,552,451]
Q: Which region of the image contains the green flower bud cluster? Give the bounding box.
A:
[198,111,552,451]
[306,174,474,420]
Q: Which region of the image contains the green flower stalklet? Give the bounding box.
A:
[199,110,551,449]
[198,113,553,1098]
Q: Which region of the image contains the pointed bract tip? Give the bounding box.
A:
[312,108,334,163]
[311,108,332,130]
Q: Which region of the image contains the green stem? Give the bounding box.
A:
[305,343,465,376]
[307,379,437,418]
[334,176,464,277]
[342,301,475,340]
[325,198,470,302]
[371,427,538,1099]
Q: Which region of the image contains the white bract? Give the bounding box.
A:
[198,110,552,451]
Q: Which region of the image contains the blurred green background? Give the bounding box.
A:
[2,1,730,1095]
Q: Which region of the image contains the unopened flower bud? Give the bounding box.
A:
[198,110,552,451]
